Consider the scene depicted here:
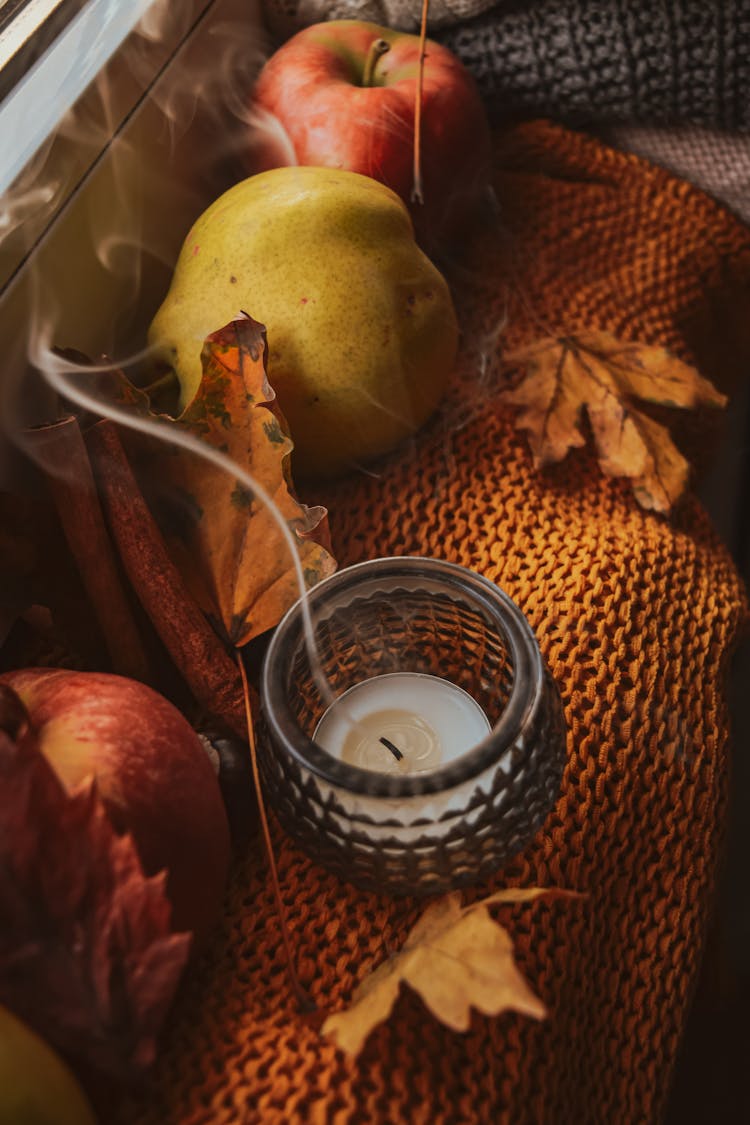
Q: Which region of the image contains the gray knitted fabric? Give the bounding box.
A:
[437,0,750,131]
[262,0,501,36]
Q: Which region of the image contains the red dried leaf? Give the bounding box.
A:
[0,725,191,1081]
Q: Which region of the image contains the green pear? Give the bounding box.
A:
[148,166,458,478]
[0,1006,97,1125]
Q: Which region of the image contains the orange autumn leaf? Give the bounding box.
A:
[500,331,727,513]
[154,314,336,646]
[322,888,560,1057]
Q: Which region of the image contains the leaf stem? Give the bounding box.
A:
[236,651,315,1013]
[411,0,430,205]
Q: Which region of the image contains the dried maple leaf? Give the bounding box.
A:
[0,723,191,1081]
[322,888,557,1057]
[137,314,336,646]
[500,331,727,512]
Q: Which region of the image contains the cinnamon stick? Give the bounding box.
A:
[85,420,247,737]
[26,417,150,681]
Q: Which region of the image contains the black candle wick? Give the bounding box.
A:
[379,736,404,761]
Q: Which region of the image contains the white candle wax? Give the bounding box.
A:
[313,673,491,776]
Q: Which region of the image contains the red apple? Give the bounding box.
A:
[249,19,492,246]
[0,668,230,943]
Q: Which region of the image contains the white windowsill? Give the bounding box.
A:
[0,0,157,195]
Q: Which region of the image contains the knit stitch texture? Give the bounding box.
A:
[438,0,750,130]
[113,120,750,1125]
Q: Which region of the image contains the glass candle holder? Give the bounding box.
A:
[259,557,566,896]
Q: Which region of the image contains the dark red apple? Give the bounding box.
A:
[0,668,231,943]
[249,19,492,246]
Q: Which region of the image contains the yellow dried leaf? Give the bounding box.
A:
[501,331,727,513]
[322,888,556,1057]
[153,314,336,645]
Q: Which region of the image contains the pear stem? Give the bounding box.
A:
[411,0,430,205]
[362,38,390,87]
[141,368,179,401]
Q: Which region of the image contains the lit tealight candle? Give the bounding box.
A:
[261,556,567,895]
[314,673,491,775]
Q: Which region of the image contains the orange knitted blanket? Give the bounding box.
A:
[116,121,750,1124]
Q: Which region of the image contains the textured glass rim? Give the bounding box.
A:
[260,556,545,798]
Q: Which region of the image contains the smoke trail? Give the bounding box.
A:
[31,342,336,709]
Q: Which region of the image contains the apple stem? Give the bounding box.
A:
[411,0,430,206]
[236,652,316,1014]
[362,37,390,88]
